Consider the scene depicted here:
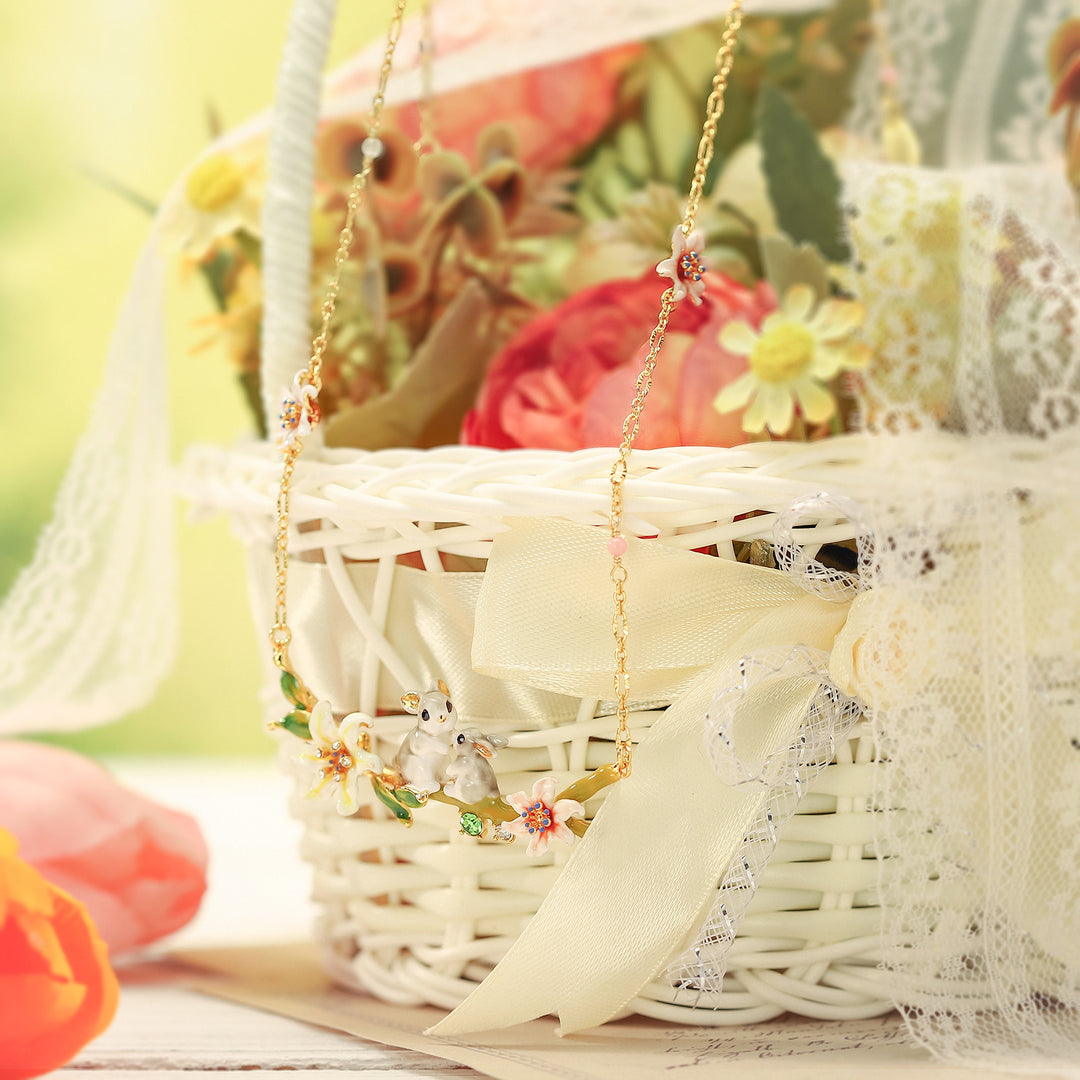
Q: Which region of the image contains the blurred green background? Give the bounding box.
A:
[0,1,388,755]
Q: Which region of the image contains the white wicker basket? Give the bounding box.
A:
[185,436,893,1024]
[197,0,901,1028]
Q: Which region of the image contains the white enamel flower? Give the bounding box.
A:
[505,777,584,857]
[278,374,320,448]
[298,701,384,816]
[713,283,870,435]
[656,225,707,305]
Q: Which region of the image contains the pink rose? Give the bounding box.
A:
[463,272,775,450]
[0,742,207,956]
[391,46,640,171]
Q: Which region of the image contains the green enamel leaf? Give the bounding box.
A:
[757,85,850,263]
[280,670,307,709]
[277,711,311,740]
[371,776,413,824]
[395,788,425,809]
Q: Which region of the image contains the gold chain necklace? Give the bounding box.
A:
[269,0,743,846]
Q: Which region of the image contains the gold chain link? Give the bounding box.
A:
[414,0,440,155]
[608,0,743,778]
[271,0,410,671]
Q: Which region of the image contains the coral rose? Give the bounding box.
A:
[462,271,775,450]
[0,827,119,1079]
[389,46,640,172]
[0,742,208,956]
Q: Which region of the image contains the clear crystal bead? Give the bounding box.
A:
[360,136,384,160]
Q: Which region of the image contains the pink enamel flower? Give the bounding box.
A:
[279,374,320,448]
[656,226,706,306]
[506,777,584,857]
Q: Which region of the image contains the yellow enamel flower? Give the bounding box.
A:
[713,284,869,435]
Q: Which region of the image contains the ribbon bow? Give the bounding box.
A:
[431,498,875,1036]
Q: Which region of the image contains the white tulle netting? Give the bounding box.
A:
[0,241,177,734]
[845,0,1080,1072]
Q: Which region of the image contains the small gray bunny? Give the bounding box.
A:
[443,730,507,803]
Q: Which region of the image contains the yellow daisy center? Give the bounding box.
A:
[185,154,244,213]
[749,323,815,384]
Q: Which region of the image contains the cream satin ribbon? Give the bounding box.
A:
[430,517,870,1037]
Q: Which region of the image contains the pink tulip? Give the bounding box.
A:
[0,742,207,956]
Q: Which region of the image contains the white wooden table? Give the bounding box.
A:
[58,759,1040,1078]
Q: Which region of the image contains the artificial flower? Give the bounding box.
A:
[298,702,384,816]
[419,125,525,258]
[656,226,707,305]
[0,827,119,1079]
[713,283,869,435]
[463,271,772,451]
[390,46,641,171]
[279,373,321,448]
[711,127,876,239]
[505,778,584,858]
[1048,18,1080,191]
[194,260,263,375]
[828,589,937,711]
[316,120,417,194]
[0,742,207,957]
[160,151,262,259]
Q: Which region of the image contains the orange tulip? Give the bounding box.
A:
[0,828,118,1079]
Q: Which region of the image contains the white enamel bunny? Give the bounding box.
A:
[393,680,458,795]
[443,730,507,804]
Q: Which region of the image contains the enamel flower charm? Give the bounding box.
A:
[656,226,707,306]
[279,374,320,448]
[505,777,584,857]
[713,283,869,435]
[298,701,384,816]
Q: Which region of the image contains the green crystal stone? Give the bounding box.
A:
[460,812,484,837]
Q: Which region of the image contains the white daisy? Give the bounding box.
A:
[713,284,869,435]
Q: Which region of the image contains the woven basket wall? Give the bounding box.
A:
[185,434,894,1024]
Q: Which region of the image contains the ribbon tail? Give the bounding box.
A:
[428,603,845,1037]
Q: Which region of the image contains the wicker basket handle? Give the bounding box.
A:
[260,0,337,433]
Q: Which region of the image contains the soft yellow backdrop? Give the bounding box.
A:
[0,1,389,754]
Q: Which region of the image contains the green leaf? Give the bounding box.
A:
[371,776,414,824]
[757,85,850,263]
[759,234,831,302]
[280,670,306,708]
[278,711,311,739]
[238,371,267,439]
[395,788,425,808]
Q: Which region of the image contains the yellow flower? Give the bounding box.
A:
[161,151,262,259]
[713,283,869,435]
